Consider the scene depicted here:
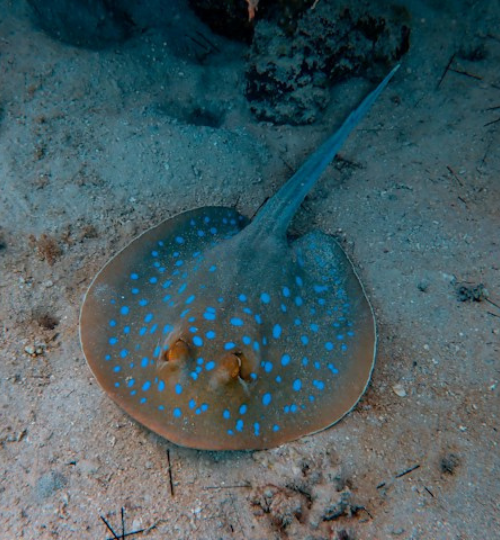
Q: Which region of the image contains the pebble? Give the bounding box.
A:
[392,383,407,397]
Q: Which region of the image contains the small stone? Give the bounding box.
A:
[392,384,406,397]
[417,279,429,292]
[24,345,36,355]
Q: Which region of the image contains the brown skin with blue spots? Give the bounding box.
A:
[80,65,399,450]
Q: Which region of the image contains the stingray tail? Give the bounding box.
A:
[250,64,400,239]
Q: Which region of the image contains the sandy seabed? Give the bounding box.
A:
[0,1,499,538]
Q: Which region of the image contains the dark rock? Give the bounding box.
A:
[246,0,410,124]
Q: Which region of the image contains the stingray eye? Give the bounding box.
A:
[234,351,255,382]
[162,339,191,365]
[211,351,257,388]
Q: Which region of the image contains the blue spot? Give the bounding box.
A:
[296,276,303,286]
[178,283,187,294]
[196,357,204,365]
[149,277,158,284]
[151,250,159,257]
[272,424,280,432]
[281,354,291,366]
[239,404,248,415]
[175,384,183,394]
[120,349,128,358]
[204,312,216,321]
[284,405,290,413]
[273,324,282,339]
[291,404,298,413]
[123,326,130,334]
[243,307,252,315]
[341,344,348,352]
[163,324,173,334]
[158,380,165,391]
[175,236,185,244]
[105,355,111,361]
[193,336,203,347]
[197,230,205,237]
[158,405,165,411]
[130,273,139,280]
[224,342,235,351]
[127,378,135,387]
[314,361,321,369]
[189,326,198,333]
[186,295,196,305]
[238,293,247,302]
[142,381,151,391]
[337,334,344,341]
[254,422,260,436]
[301,335,309,345]
[113,366,121,372]
[275,375,282,383]
[262,393,272,406]
[309,395,315,402]
[120,306,129,315]
[206,330,216,339]
[310,323,319,332]
[242,335,251,345]
[140,397,146,404]
[201,403,208,412]
[189,399,196,409]
[218,297,224,303]
[260,293,270,304]
[302,357,309,366]
[144,313,153,323]
[294,318,302,326]
[227,430,234,436]
[190,371,198,380]
[328,363,339,374]
[230,317,244,327]
[175,260,184,267]
[264,361,272,373]
[223,409,230,419]
[314,284,328,293]
[162,280,172,289]
[282,286,290,297]
[205,361,215,371]
[253,341,260,352]
[109,320,117,327]
[141,357,148,368]
[280,304,287,313]
[313,380,325,390]
[173,407,182,418]
[210,227,217,234]
[293,379,302,391]
[209,265,217,272]
[236,420,244,432]
[325,342,334,351]
[295,297,303,307]
[109,337,118,345]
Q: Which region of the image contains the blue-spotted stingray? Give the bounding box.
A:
[80,65,399,450]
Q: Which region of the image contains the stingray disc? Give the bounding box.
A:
[80,206,375,450]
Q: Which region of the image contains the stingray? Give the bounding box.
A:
[80,65,399,450]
